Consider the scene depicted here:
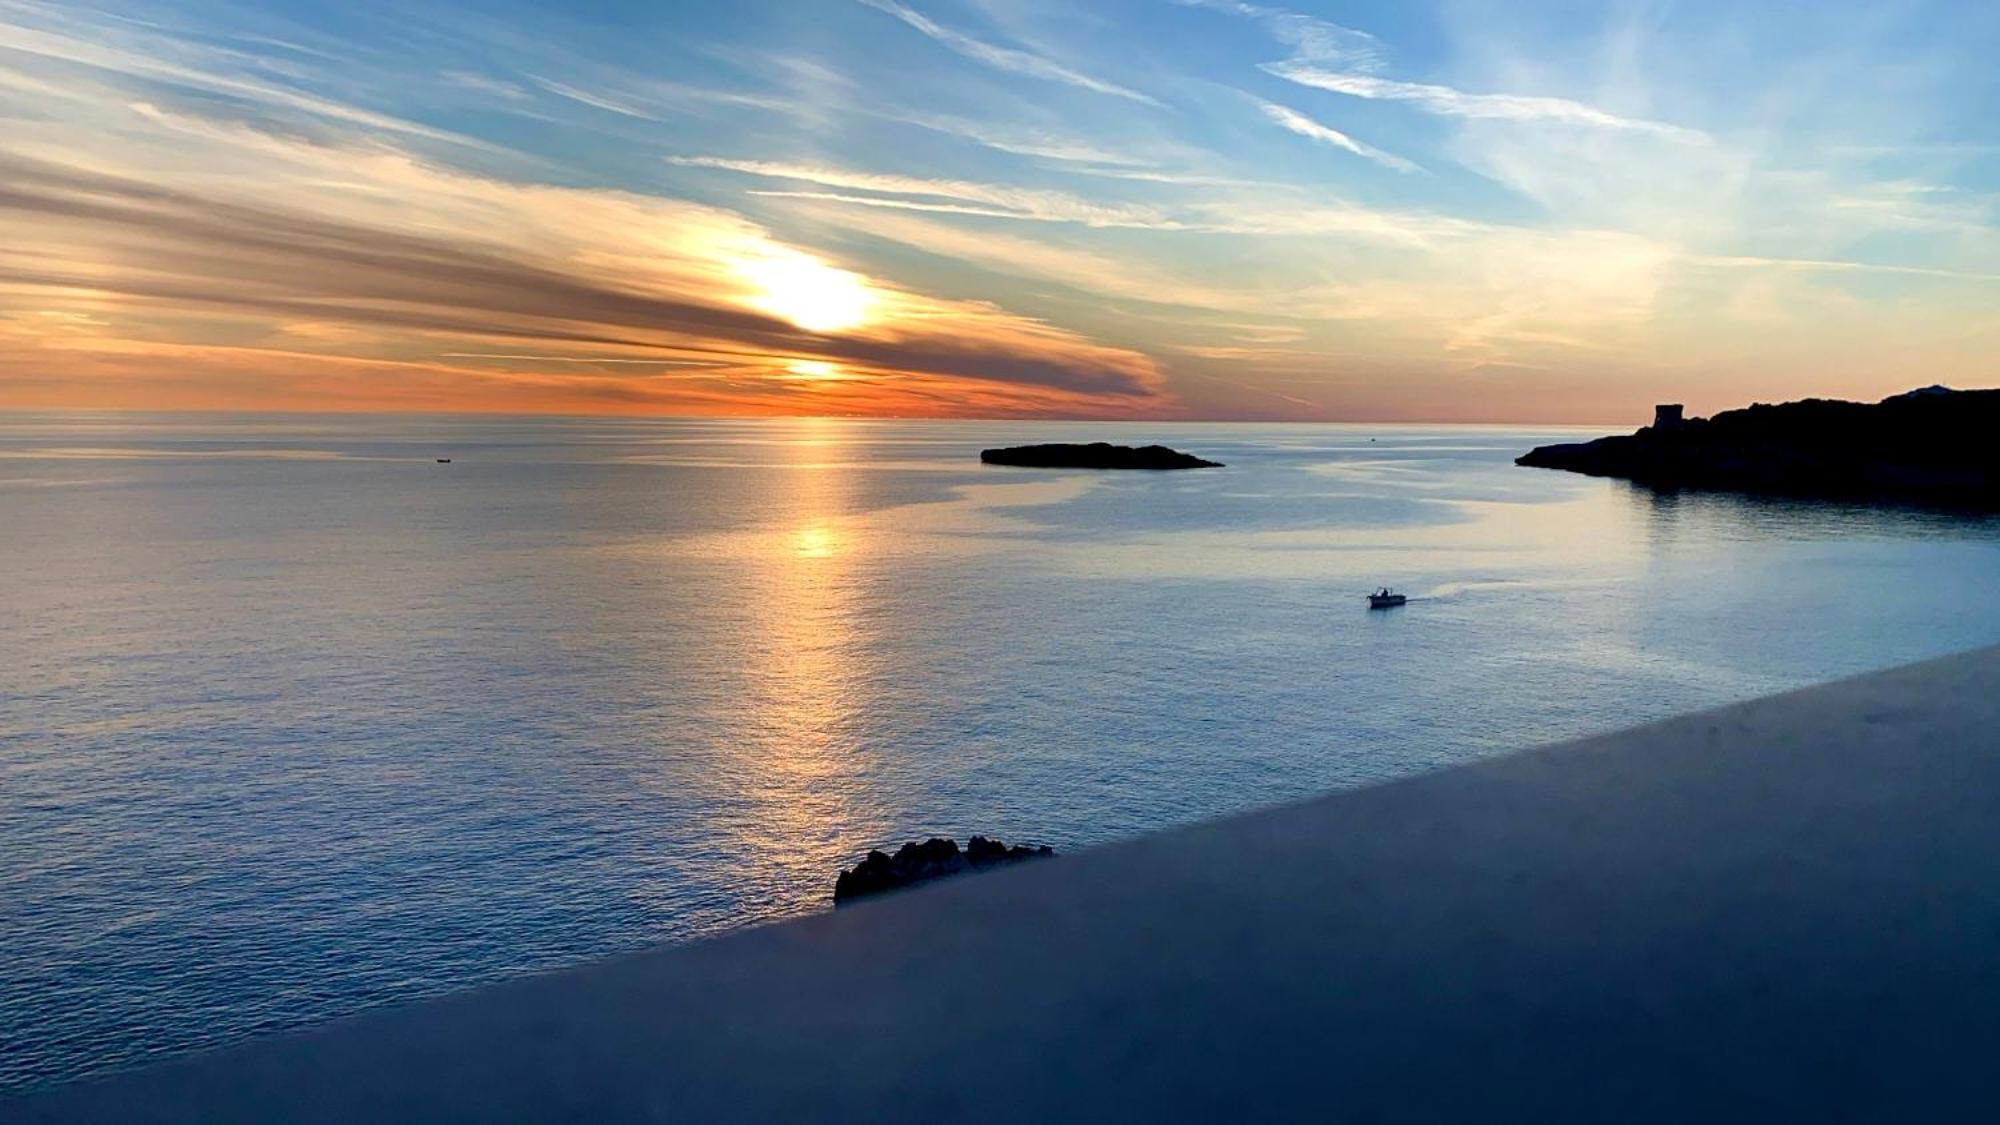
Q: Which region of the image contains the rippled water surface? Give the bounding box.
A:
[5,413,2000,1091]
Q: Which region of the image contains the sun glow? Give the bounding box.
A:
[737,253,874,333]
[785,359,842,380]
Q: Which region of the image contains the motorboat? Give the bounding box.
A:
[1367,588,1407,609]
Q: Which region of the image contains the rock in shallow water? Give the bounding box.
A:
[834,836,1056,904]
[980,442,1222,470]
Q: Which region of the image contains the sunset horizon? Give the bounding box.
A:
[11,3,2000,1114]
[5,1,1995,423]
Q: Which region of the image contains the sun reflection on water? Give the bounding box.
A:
[720,418,889,909]
[794,524,837,558]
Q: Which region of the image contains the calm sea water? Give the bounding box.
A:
[5,412,2000,1091]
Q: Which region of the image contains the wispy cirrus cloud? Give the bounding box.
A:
[1689,255,2000,284]
[874,109,1155,166]
[527,75,658,119]
[745,190,1108,224]
[1174,0,1387,71]
[439,71,530,101]
[855,0,1158,104]
[511,72,796,121]
[1253,98,1419,173]
[1186,0,1704,142]
[669,155,1187,228]
[0,10,483,148]
[674,154,1482,241]
[1266,65,1707,142]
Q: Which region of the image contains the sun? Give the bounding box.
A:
[785,360,842,380]
[737,252,873,334]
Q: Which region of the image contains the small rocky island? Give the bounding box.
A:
[981,442,1222,470]
[834,836,1055,905]
[1517,388,2000,509]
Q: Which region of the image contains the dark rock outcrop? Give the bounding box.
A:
[834,836,1055,905]
[981,442,1222,470]
[1517,389,2000,509]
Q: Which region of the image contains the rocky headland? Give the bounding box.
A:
[1517,388,2000,509]
[980,442,1222,470]
[834,837,1055,905]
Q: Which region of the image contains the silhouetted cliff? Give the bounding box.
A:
[1517,389,2000,508]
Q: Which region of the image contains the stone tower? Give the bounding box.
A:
[1653,404,1685,431]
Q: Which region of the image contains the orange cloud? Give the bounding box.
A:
[0,319,1163,419]
[0,100,1172,418]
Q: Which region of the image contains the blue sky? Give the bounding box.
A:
[1,0,1996,419]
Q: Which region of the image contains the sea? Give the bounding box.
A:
[5,412,1999,1092]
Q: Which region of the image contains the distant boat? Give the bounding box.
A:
[436,458,452,463]
[1367,588,1407,609]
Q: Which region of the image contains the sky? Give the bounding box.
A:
[1,0,1996,422]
